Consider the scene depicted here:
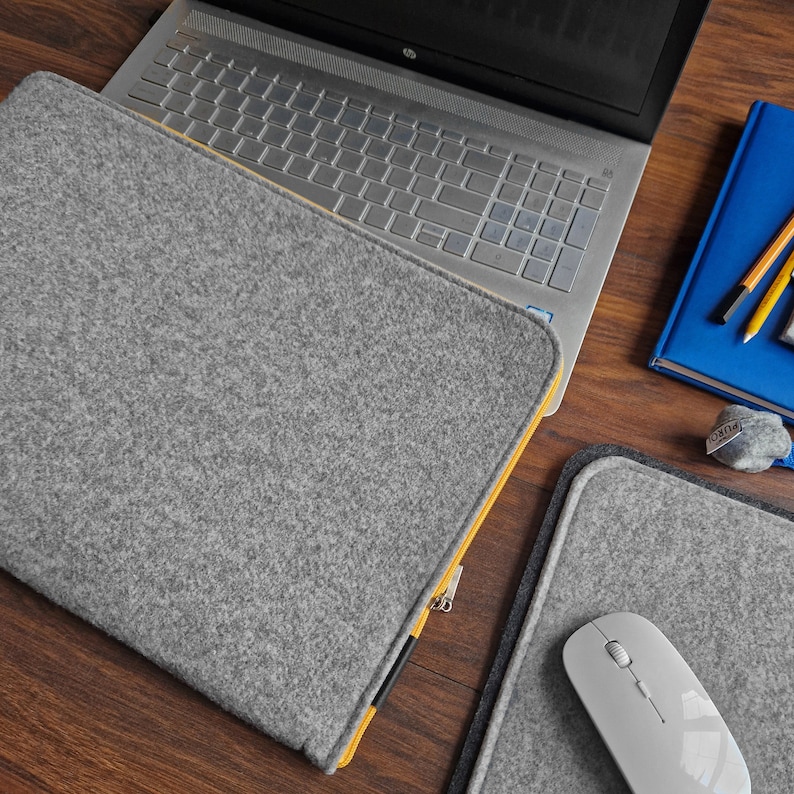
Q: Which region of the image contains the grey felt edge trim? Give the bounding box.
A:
[445,443,794,793]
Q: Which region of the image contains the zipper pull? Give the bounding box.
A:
[431,565,463,613]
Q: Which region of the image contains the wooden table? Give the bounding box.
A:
[2,1,793,791]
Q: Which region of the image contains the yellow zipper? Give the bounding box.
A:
[337,362,562,768]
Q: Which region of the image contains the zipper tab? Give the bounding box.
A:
[431,565,463,613]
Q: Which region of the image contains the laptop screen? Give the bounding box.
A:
[221,0,710,142]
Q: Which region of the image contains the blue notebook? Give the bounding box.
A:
[650,101,794,421]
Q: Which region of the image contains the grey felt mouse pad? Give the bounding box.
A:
[459,446,793,794]
[0,73,561,772]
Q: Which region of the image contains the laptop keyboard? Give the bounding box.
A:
[128,38,610,294]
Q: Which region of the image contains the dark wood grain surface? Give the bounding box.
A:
[2,1,793,791]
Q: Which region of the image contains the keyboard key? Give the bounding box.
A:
[462,150,505,177]
[499,183,523,204]
[364,117,391,138]
[392,214,420,238]
[540,218,566,241]
[386,168,414,191]
[367,140,394,160]
[416,200,479,235]
[506,164,532,186]
[364,182,392,205]
[438,142,464,162]
[471,242,522,274]
[469,173,498,196]
[555,180,580,203]
[214,130,242,154]
[413,176,439,198]
[438,185,488,215]
[244,77,271,98]
[481,222,507,245]
[239,117,266,139]
[188,100,216,122]
[316,99,344,121]
[262,126,289,147]
[548,199,573,222]
[581,188,605,210]
[292,92,319,114]
[195,82,223,103]
[515,210,541,233]
[522,258,552,283]
[317,123,344,144]
[362,160,389,182]
[339,173,367,196]
[188,121,215,145]
[416,156,443,178]
[340,108,367,129]
[506,230,533,253]
[292,115,320,136]
[287,156,316,179]
[390,191,417,214]
[262,148,291,171]
[141,64,175,87]
[414,133,440,155]
[165,113,191,135]
[338,150,365,172]
[489,202,515,224]
[164,93,192,114]
[523,190,548,213]
[219,91,246,111]
[539,161,561,175]
[268,106,295,127]
[173,53,201,74]
[287,134,314,156]
[339,196,368,221]
[588,176,611,191]
[314,165,341,187]
[196,61,223,82]
[392,149,418,170]
[567,207,598,249]
[244,98,270,119]
[531,172,556,194]
[532,238,557,262]
[549,247,584,291]
[129,81,169,106]
[341,131,369,152]
[312,141,339,164]
[267,84,294,105]
[444,231,473,257]
[389,126,415,147]
[219,70,247,91]
[441,164,468,186]
[365,205,394,230]
[215,108,242,130]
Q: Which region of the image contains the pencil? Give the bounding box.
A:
[743,249,794,342]
[716,207,794,323]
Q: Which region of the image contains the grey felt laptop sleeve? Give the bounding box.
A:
[0,73,562,772]
[462,447,793,793]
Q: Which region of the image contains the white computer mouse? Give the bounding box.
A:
[562,612,751,794]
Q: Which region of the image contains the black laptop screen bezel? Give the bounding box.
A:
[219,0,711,144]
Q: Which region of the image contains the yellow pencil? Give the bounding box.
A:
[718,207,794,323]
[743,249,794,342]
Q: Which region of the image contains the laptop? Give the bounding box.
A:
[102,0,711,413]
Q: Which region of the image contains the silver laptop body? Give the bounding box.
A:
[102,0,710,412]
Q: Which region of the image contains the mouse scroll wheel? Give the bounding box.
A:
[605,640,632,668]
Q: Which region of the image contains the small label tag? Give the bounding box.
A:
[706,419,743,455]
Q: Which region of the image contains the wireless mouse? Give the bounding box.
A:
[563,612,751,794]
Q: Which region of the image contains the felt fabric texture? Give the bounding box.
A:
[0,73,561,772]
[463,446,794,793]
